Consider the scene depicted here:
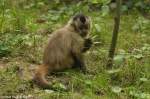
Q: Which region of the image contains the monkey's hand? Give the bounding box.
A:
[82,38,93,52]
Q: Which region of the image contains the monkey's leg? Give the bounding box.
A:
[72,54,87,73]
[33,64,52,89]
[82,38,93,53]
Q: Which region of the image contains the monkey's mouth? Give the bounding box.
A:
[80,31,88,37]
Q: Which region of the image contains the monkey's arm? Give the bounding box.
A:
[72,53,86,71]
[82,38,92,53]
[71,37,87,73]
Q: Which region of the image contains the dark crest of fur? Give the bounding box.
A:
[73,13,87,23]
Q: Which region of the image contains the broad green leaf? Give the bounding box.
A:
[111,86,122,93]
[102,5,109,16]
[114,54,125,65]
[45,89,54,93]
[107,69,121,74]
[133,54,143,59]
[121,5,128,12]
[91,0,99,4]
[94,24,101,32]
[130,90,150,99]
[140,78,148,82]
[53,83,67,90]
[132,24,140,31]
[85,80,92,86]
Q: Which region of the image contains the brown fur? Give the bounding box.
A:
[33,14,91,89]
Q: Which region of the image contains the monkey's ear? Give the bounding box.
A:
[80,16,86,24]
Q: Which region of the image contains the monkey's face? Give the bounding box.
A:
[72,14,91,37]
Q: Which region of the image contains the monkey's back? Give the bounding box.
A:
[43,27,84,71]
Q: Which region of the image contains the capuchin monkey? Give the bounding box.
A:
[33,13,92,89]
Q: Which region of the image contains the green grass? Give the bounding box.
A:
[0,1,150,99]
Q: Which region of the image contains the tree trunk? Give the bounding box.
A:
[107,0,121,68]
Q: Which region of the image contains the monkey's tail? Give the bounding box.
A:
[33,64,51,89]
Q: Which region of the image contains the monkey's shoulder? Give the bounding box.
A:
[51,27,82,41]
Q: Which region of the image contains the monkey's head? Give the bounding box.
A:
[69,13,91,37]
